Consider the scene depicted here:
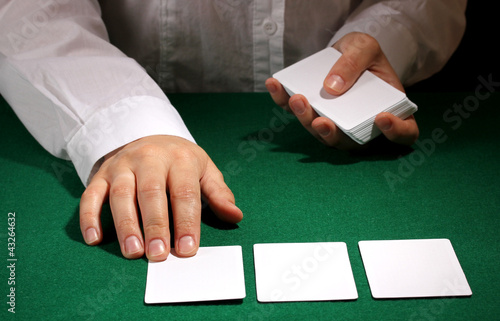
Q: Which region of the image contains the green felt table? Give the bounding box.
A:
[1,90,499,321]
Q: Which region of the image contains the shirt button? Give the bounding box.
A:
[263,19,277,36]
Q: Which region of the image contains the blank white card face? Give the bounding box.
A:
[273,48,409,129]
[144,246,246,304]
[358,239,472,299]
[253,242,358,302]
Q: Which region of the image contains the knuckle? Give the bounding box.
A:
[110,183,135,199]
[342,54,363,73]
[343,33,382,66]
[353,33,379,50]
[174,215,198,230]
[80,187,100,202]
[211,170,225,183]
[143,217,169,234]
[79,210,96,226]
[136,143,163,158]
[169,184,200,202]
[171,147,198,163]
[206,161,227,182]
[359,35,381,57]
[115,217,138,232]
[138,181,165,197]
[210,179,232,196]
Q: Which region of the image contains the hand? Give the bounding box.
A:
[79,135,243,261]
[266,32,419,149]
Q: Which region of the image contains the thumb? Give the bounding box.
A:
[323,52,364,96]
[324,32,399,95]
[200,160,243,224]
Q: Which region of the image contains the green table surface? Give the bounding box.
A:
[1,91,499,321]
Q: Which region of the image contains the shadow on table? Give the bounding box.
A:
[241,119,413,165]
[144,298,243,308]
[0,97,83,198]
[65,204,124,258]
[65,198,239,260]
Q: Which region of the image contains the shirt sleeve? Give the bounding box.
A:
[329,0,467,86]
[0,0,195,186]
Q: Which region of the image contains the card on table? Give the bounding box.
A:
[273,47,417,144]
[144,245,246,304]
[358,239,472,299]
[253,242,358,302]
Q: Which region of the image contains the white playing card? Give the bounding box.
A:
[253,242,358,302]
[358,239,472,299]
[273,47,417,144]
[144,245,246,304]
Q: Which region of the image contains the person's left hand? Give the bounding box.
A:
[79,135,243,262]
[266,32,419,150]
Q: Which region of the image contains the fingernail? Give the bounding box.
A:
[325,74,345,93]
[290,98,306,115]
[316,124,331,137]
[148,239,166,257]
[265,80,277,94]
[125,236,142,255]
[178,235,196,255]
[378,116,392,131]
[85,228,99,244]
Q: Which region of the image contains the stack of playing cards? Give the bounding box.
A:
[273,47,418,144]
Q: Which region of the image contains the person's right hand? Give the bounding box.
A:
[266,32,419,150]
[79,135,243,261]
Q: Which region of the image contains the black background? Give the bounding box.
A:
[408,2,499,93]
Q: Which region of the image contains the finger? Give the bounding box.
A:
[109,169,144,259]
[288,94,322,138]
[311,117,363,150]
[80,176,109,245]
[265,78,291,112]
[324,40,376,95]
[201,160,243,224]
[375,113,419,146]
[167,157,203,257]
[135,160,170,262]
[288,94,362,149]
[310,117,342,147]
[325,33,405,95]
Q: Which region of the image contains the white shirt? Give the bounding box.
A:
[0,0,466,185]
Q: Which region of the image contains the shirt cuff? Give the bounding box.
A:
[67,95,195,186]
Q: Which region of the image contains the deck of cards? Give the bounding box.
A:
[273,47,418,144]
[144,239,471,304]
